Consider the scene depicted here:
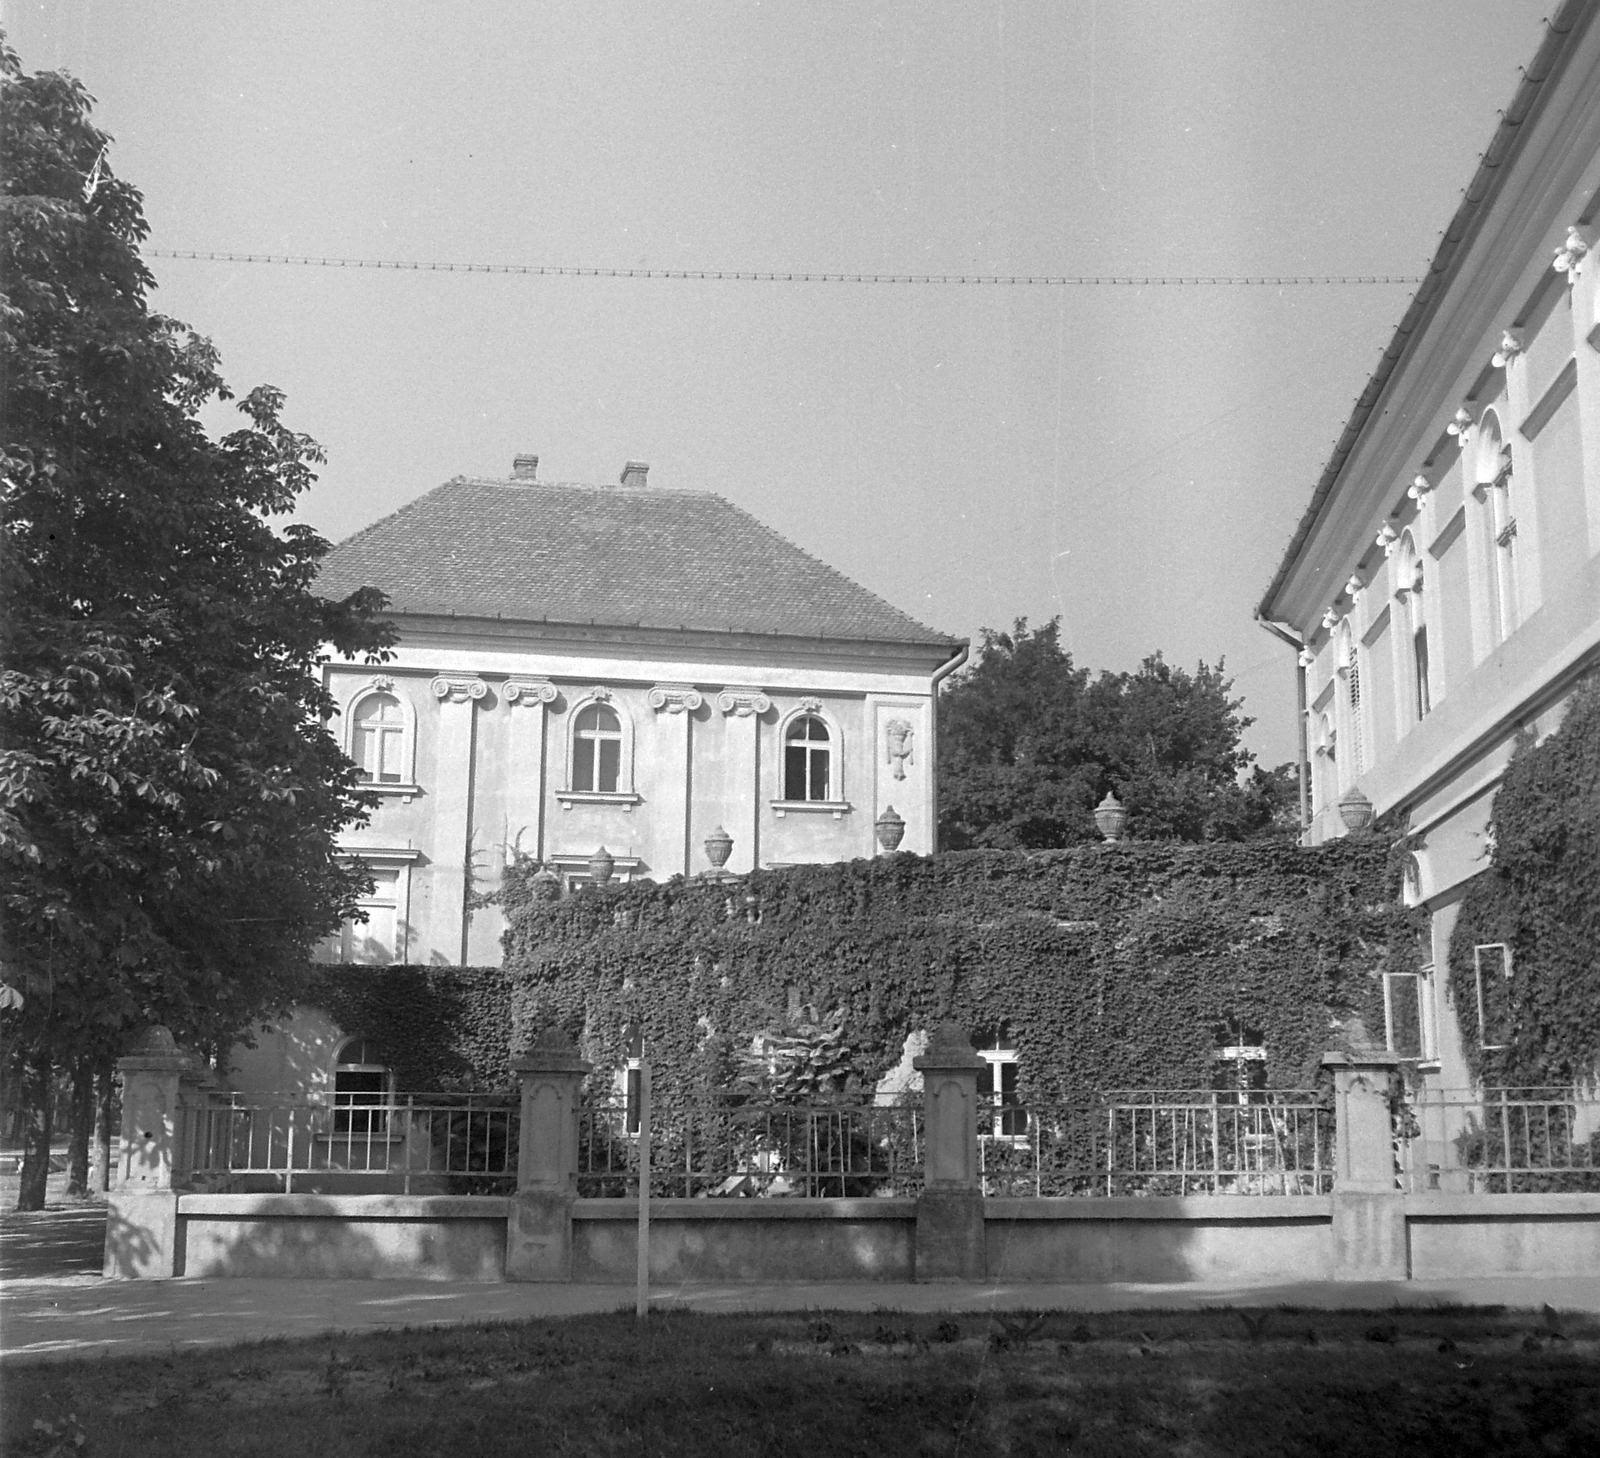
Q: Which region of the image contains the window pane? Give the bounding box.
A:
[598,738,620,793]
[784,744,808,801]
[576,704,620,734]
[808,747,829,800]
[378,726,404,782]
[354,726,376,781]
[573,738,596,792]
[788,715,828,743]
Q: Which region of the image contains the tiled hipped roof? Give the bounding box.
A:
[316,477,959,647]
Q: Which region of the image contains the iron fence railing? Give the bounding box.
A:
[1396,1086,1600,1194]
[978,1090,1334,1197]
[577,1097,924,1198]
[180,1093,518,1194]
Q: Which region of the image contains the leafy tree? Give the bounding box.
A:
[938,618,1296,849]
[0,47,393,1207]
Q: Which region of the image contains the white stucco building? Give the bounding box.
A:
[1257,1,1600,1085]
[312,454,967,968]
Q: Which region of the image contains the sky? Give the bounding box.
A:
[4,0,1558,768]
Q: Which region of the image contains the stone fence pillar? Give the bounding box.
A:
[913,1022,987,1280]
[506,1028,592,1280]
[104,1026,195,1278]
[1324,1051,1407,1280]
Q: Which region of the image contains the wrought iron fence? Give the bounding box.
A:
[1396,1086,1600,1194]
[577,1096,923,1198]
[978,1090,1334,1197]
[180,1093,518,1194]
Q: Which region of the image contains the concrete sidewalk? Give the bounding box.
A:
[7,1273,1600,1364]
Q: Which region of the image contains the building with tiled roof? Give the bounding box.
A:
[310,454,967,969]
[1255,0,1600,1096]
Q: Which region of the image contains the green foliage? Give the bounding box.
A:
[0,49,393,1105]
[1448,675,1600,1086]
[310,841,1416,1101]
[937,618,1296,849]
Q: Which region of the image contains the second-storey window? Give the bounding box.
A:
[352,692,407,783]
[572,704,622,792]
[783,715,832,801]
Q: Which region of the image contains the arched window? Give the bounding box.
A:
[333,1038,391,1135]
[572,703,623,792]
[783,715,832,801]
[1475,412,1518,644]
[1395,533,1431,723]
[352,692,407,784]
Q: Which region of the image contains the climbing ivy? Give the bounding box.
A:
[307,839,1417,1100]
[1447,674,1600,1087]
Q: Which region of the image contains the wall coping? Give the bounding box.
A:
[1403,1192,1600,1217]
[983,1195,1335,1221]
[177,1194,511,1219]
[573,1198,917,1221]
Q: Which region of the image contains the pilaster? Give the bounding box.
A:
[430,675,488,964]
[648,685,701,876]
[503,679,557,863]
[715,688,769,874]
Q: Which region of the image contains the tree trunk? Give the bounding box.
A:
[66,1058,94,1197]
[15,1053,54,1212]
[90,1062,115,1193]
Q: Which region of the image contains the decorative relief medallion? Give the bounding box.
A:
[503,679,558,707]
[716,688,771,717]
[587,686,614,703]
[797,695,823,713]
[430,676,489,704]
[885,719,914,781]
[369,674,396,693]
[647,684,704,714]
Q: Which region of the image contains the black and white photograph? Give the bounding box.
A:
[3,2,1598,1453]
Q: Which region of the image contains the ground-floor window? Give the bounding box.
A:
[333,1038,391,1135]
[976,1029,1026,1137]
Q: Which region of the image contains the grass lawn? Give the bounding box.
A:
[3,1304,1598,1457]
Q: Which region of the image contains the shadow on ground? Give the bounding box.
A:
[0,1206,106,1279]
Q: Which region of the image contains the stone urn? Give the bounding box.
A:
[1338,787,1375,835]
[874,805,906,852]
[530,866,562,904]
[703,825,734,872]
[589,846,615,885]
[1093,791,1128,843]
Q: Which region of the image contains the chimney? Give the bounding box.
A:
[512,453,539,481]
[619,460,649,489]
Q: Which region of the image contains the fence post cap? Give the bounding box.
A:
[511,1026,593,1076]
[117,1025,195,1073]
[913,1022,985,1071]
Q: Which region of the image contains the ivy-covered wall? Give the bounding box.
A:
[309,839,1417,1099]
[1447,674,1600,1087]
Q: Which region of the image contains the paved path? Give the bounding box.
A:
[8,1272,1600,1365]
[7,1207,1600,1365]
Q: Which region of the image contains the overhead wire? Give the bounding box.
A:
[148,249,1422,288]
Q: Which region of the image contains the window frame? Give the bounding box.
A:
[331,1037,394,1137]
[975,1030,1028,1142]
[556,690,641,808]
[771,705,851,816]
[341,680,419,799]
[328,848,420,965]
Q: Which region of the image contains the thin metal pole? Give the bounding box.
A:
[636,1061,651,1321]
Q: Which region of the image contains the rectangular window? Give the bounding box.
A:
[333,1069,388,1135]
[1474,943,1513,1051]
[977,1053,1026,1137]
[339,869,399,964]
[1383,972,1424,1059]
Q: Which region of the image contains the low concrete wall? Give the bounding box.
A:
[112,1190,1600,1284]
[984,1197,1335,1284]
[1405,1193,1600,1279]
[175,1194,508,1281]
[572,1199,917,1283]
